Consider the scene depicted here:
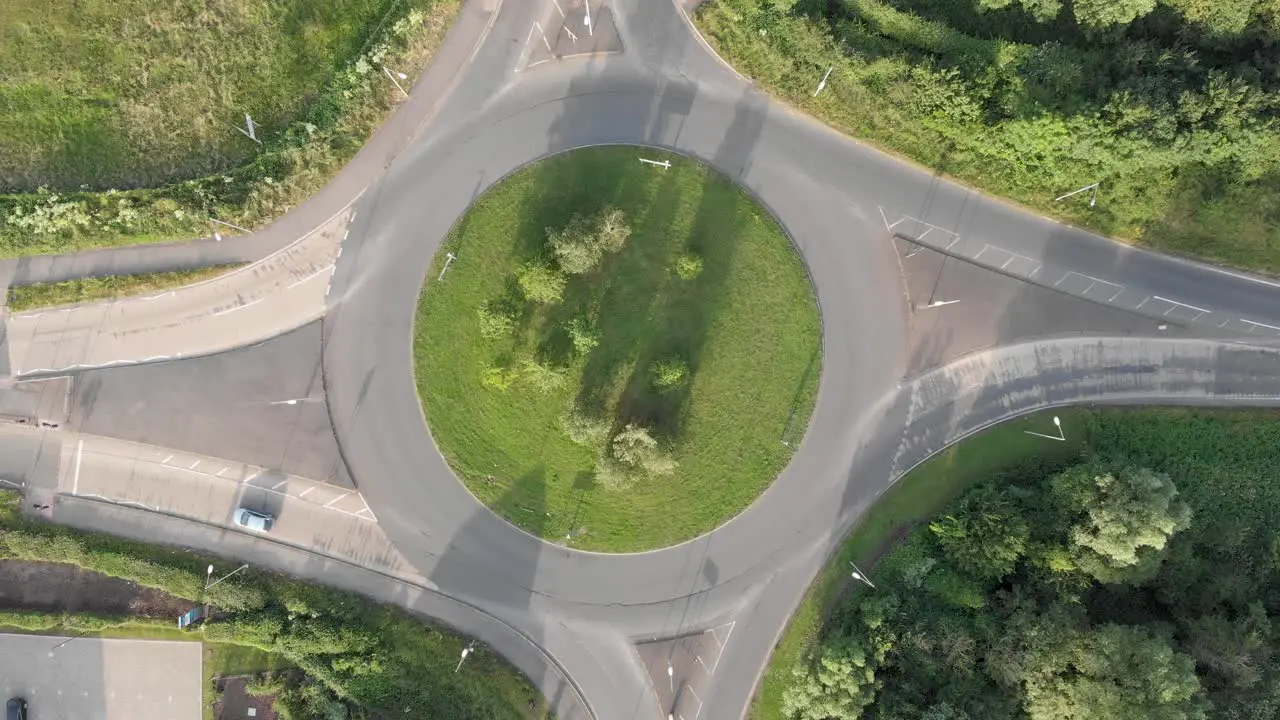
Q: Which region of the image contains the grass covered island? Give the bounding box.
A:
[414,146,823,552]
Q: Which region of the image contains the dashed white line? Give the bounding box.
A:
[324,492,350,508]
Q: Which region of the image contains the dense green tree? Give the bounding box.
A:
[1051,463,1191,581]
[1071,0,1157,27]
[930,485,1031,580]
[1180,604,1273,691]
[1023,623,1206,720]
[782,632,884,720]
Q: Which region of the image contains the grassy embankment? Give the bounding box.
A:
[0,0,460,256]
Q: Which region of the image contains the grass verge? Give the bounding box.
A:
[0,0,460,257]
[749,408,1090,720]
[6,265,244,311]
[415,146,822,552]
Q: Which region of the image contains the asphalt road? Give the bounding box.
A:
[4,0,1279,719]
[319,1,1280,719]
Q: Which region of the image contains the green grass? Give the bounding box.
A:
[0,0,459,257]
[6,265,244,311]
[2,0,389,191]
[694,0,1280,274]
[415,146,823,552]
[749,408,1090,720]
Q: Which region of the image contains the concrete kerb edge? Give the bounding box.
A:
[50,492,597,720]
[397,141,827,560]
[668,0,754,88]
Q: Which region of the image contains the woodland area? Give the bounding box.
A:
[783,410,1280,720]
[698,0,1280,271]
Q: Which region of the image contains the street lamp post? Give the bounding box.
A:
[49,628,96,656]
[267,397,323,406]
[848,560,876,589]
[455,642,476,673]
[1024,415,1066,442]
[1055,182,1100,207]
[206,563,249,591]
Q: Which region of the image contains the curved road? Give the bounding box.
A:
[320,1,1280,719]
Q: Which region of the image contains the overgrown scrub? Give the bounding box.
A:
[0,493,548,719]
[775,407,1280,720]
[697,0,1280,273]
[0,0,460,257]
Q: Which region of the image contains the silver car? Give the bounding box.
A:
[233,508,274,532]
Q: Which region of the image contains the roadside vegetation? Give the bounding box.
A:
[415,146,822,552]
[0,493,549,720]
[760,407,1280,720]
[697,0,1280,273]
[6,265,245,312]
[0,0,459,257]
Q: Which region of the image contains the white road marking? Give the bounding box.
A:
[72,439,83,495]
[287,263,335,290]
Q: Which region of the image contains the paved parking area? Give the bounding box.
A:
[0,633,201,720]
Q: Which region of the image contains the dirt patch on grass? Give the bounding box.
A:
[0,560,190,617]
[215,677,279,720]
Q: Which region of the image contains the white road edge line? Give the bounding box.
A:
[72,439,83,495]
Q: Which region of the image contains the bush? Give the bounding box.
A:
[565,316,600,355]
[547,214,602,274]
[480,363,519,391]
[674,253,704,280]
[610,424,677,476]
[514,262,566,304]
[650,358,690,393]
[562,405,611,445]
[477,302,517,339]
[546,208,632,275]
[518,358,567,392]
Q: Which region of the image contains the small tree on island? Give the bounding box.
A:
[547,207,632,275]
[650,357,689,393]
[674,253,704,280]
[595,423,677,489]
[515,261,567,304]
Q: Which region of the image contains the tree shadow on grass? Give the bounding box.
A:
[571,158,690,420]
[486,464,548,538]
[614,86,770,441]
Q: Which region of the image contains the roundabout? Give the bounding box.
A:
[312,1,1280,718]
[413,145,822,552]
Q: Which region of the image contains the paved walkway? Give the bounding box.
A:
[0,0,500,289]
[4,207,347,377]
